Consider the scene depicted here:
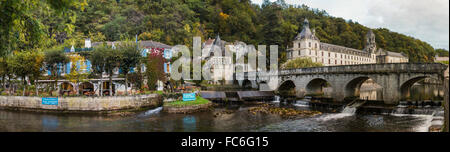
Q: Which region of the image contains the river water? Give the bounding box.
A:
[0,84,444,132]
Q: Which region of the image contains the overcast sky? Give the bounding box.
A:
[252,0,449,50]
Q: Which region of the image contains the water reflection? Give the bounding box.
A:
[182,116,197,132]
[0,83,444,132]
[42,116,59,131]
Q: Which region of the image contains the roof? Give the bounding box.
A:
[295,18,319,40]
[377,49,408,58]
[320,42,372,57]
[92,40,172,49]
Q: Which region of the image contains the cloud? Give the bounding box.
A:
[252,0,449,50]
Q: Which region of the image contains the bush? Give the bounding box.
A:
[282,57,323,69]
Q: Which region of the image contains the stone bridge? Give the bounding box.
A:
[238,63,447,104]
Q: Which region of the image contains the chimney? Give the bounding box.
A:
[85,38,92,48]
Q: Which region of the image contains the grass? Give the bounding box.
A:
[164,96,211,107]
[154,90,163,95]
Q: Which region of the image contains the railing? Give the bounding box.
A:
[244,63,447,77]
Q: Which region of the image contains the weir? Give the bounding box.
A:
[341,99,367,114]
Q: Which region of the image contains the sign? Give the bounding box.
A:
[182,93,196,101]
[42,98,58,105]
[164,49,172,59]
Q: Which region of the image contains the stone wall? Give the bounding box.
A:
[0,94,162,113]
[445,78,449,132]
[163,102,212,114]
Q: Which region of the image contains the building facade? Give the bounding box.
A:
[376,49,409,63]
[286,19,408,66]
[39,39,172,96]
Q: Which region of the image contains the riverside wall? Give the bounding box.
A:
[0,94,162,113]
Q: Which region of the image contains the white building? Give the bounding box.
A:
[286,19,407,66]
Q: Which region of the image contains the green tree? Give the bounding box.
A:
[118,42,141,95]
[44,48,69,95]
[88,45,108,96]
[435,49,449,57]
[281,57,323,69]
[0,0,87,56]
[0,57,9,90]
[7,51,44,96]
[103,47,121,96]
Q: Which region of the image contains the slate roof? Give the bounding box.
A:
[92,40,172,49]
[295,18,319,40]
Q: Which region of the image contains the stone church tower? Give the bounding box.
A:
[365,29,377,54]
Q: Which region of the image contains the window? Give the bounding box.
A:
[328,52,330,57]
[309,50,311,55]
[328,59,330,64]
[315,43,317,49]
[340,60,343,64]
[335,60,337,64]
[322,52,324,56]
[309,42,311,47]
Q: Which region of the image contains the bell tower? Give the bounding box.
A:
[365,29,377,54]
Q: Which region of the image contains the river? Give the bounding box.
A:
[0,84,444,132]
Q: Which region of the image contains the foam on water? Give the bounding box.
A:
[142,107,163,116]
[316,106,357,121]
[293,100,309,107]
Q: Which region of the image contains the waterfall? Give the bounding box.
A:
[141,107,163,116]
[317,100,365,121]
[341,106,357,114]
[272,96,280,103]
[294,100,310,107]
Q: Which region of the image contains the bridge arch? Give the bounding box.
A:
[400,75,441,100]
[344,76,382,100]
[306,78,332,97]
[278,80,296,97]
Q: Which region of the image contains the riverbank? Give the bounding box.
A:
[162,97,213,114]
[0,94,162,114]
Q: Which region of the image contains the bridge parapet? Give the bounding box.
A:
[278,63,447,75]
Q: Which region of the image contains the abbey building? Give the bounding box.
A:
[286,19,408,66]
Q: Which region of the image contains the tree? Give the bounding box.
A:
[88,45,108,96]
[0,57,9,90]
[118,42,141,95]
[435,49,449,57]
[0,0,87,56]
[65,55,89,95]
[44,48,69,95]
[103,47,121,96]
[7,51,44,96]
[281,57,323,69]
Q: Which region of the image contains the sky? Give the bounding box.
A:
[252,0,449,50]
